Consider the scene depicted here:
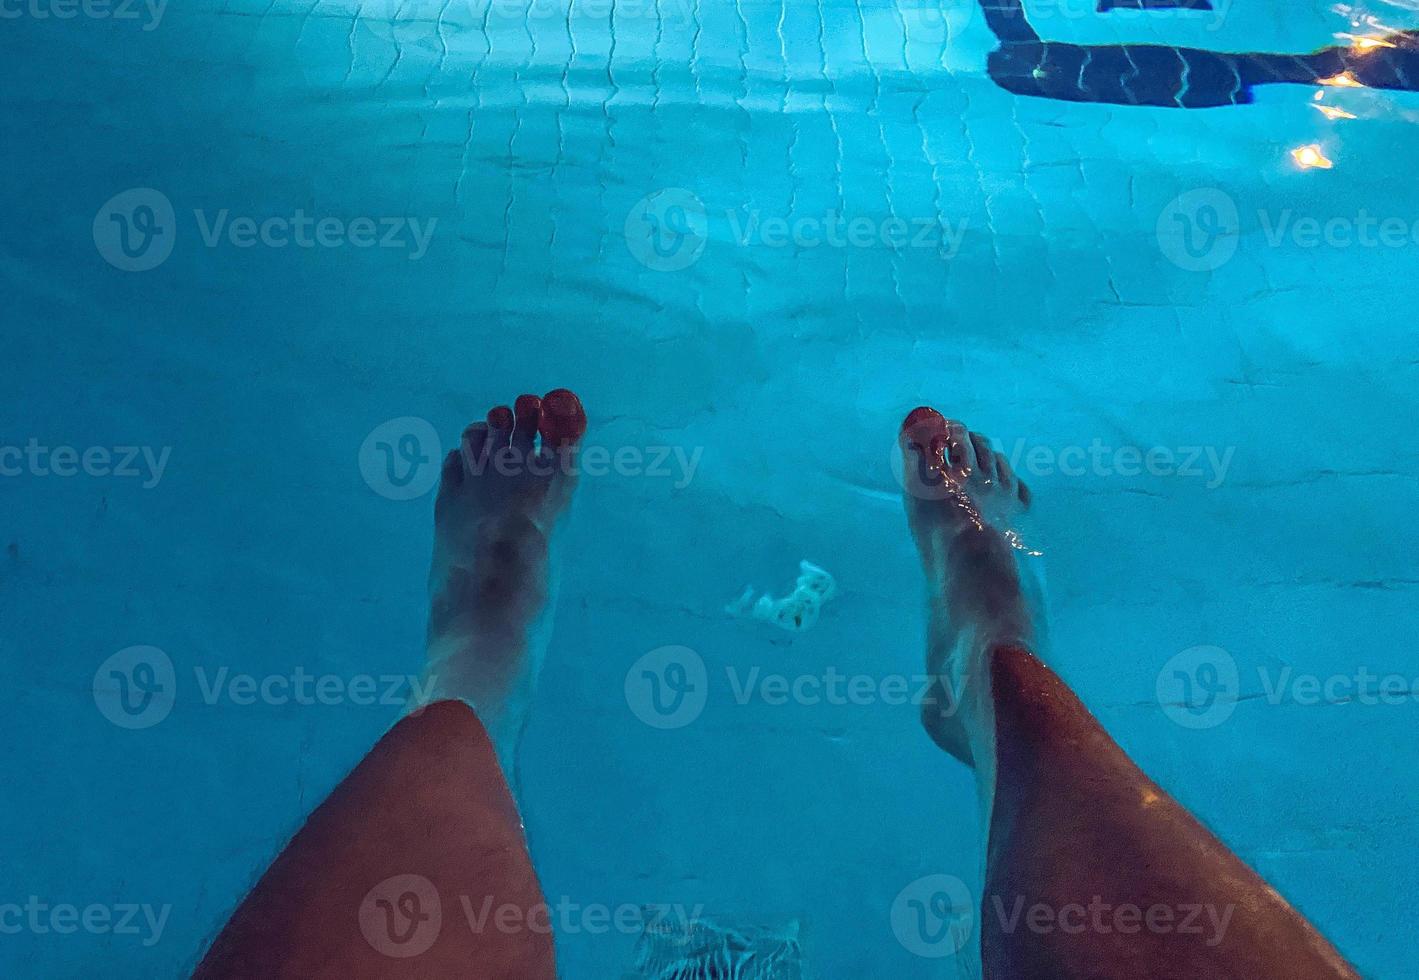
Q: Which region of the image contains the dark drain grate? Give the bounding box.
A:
[630,914,803,980]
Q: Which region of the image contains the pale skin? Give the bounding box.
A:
[899,405,1357,979]
[196,393,1359,979]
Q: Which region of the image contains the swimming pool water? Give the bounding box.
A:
[3,0,1418,975]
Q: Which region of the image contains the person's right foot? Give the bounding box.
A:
[423,389,587,774]
[898,406,1046,765]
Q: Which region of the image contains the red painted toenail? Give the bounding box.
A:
[514,394,542,419]
[901,406,947,451]
[542,388,578,415]
[539,389,587,446]
[487,406,514,428]
[903,406,943,431]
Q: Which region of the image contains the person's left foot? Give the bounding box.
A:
[422,389,586,772]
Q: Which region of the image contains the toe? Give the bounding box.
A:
[486,405,514,454]
[900,407,950,494]
[901,406,947,448]
[440,448,463,489]
[898,407,975,487]
[512,394,542,455]
[435,449,464,516]
[969,432,996,482]
[461,422,490,476]
[539,388,587,449]
[993,451,1015,490]
[900,407,948,466]
[943,421,972,479]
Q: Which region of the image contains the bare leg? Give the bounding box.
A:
[899,406,1358,980]
[195,390,587,979]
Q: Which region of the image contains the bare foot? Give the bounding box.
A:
[423,389,587,775]
[898,406,1045,766]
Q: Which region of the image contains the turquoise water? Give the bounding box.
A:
[3,0,1418,975]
